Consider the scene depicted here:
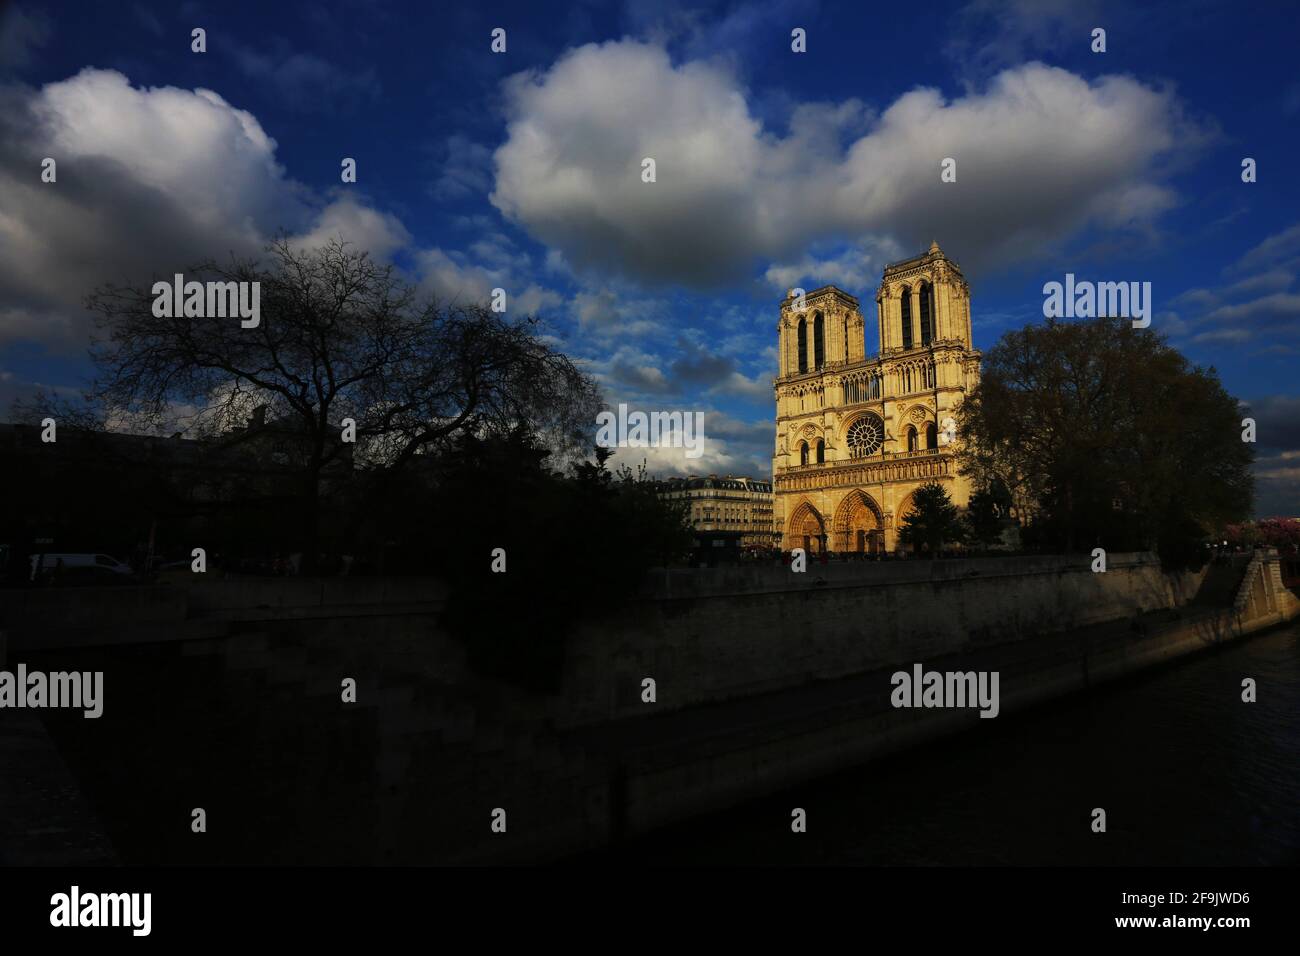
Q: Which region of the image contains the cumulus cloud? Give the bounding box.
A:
[491,42,1205,288]
[289,194,411,259]
[571,288,663,338]
[603,408,770,479]
[0,69,310,351]
[764,236,906,293]
[0,68,541,356]
[414,246,562,316]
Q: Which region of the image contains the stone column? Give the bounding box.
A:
[876,294,888,351]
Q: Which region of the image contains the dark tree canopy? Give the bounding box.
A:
[965,483,1012,550]
[19,238,602,566]
[430,437,693,692]
[957,316,1253,564]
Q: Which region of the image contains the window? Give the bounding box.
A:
[919,282,934,345]
[797,319,808,374]
[926,423,938,449]
[846,414,885,457]
[816,439,825,463]
[906,425,918,452]
[800,441,809,466]
[900,288,913,349]
[813,312,825,369]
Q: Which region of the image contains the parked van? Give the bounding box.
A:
[29,553,134,584]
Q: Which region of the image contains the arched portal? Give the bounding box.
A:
[787,500,826,553]
[833,489,885,554]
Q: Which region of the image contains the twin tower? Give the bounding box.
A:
[772,241,982,554]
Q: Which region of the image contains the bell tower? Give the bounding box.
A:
[771,241,982,556]
[777,286,865,378]
[875,240,972,353]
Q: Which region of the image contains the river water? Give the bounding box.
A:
[614,623,1300,865]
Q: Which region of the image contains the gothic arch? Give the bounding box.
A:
[833,489,884,553]
[899,284,913,349]
[787,500,826,552]
[895,490,918,524]
[918,280,934,345]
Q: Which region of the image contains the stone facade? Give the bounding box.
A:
[772,241,981,552]
[657,475,775,548]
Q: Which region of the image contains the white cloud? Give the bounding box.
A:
[491,42,1205,288]
[414,247,562,316]
[0,68,559,356]
[291,195,411,259]
[0,69,312,351]
[764,236,905,292]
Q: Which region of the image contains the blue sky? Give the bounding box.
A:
[1,0,1298,514]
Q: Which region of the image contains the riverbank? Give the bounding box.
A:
[594,618,1300,865]
[3,549,1294,864]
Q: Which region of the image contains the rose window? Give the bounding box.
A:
[846,414,884,457]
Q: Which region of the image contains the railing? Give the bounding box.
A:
[889,447,942,460]
[778,447,942,474]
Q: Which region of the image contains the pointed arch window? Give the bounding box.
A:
[906,425,918,452]
[797,318,808,374]
[900,288,913,349]
[919,282,934,345]
[800,441,809,466]
[813,312,825,369]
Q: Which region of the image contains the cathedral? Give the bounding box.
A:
[772,241,981,554]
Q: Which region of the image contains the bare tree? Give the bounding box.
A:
[46,237,599,566]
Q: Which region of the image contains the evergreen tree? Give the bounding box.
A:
[898,481,965,555]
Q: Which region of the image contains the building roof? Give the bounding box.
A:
[882,240,963,278]
[658,474,773,492]
[782,285,859,308]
